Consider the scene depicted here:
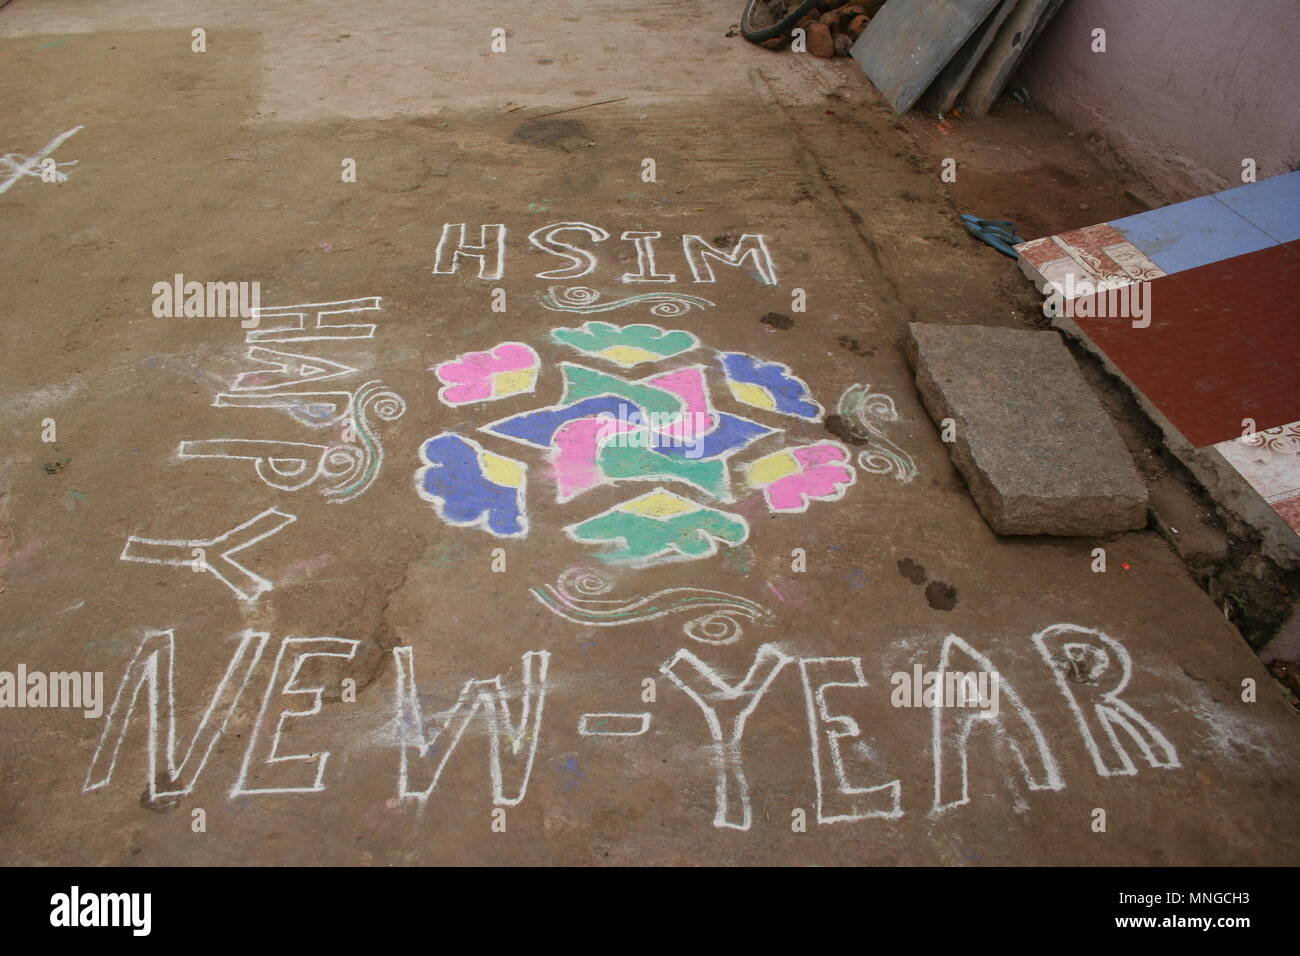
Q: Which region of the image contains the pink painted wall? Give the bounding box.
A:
[1020,0,1300,200]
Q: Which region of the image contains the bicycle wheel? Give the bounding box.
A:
[741,0,822,43]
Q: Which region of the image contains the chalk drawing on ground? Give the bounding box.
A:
[661,643,792,830]
[415,433,529,538]
[492,363,778,508]
[421,329,861,571]
[565,488,749,567]
[244,297,381,344]
[325,381,406,502]
[213,390,357,428]
[549,320,700,368]
[232,637,360,796]
[119,508,297,602]
[432,342,540,406]
[486,361,777,497]
[530,567,772,644]
[393,648,549,806]
[800,657,903,823]
[0,125,83,195]
[742,441,857,513]
[180,381,404,503]
[717,352,823,420]
[484,362,689,449]
[835,383,918,483]
[579,713,652,736]
[229,347,358,391]
[540,286,714,317]
[1032,623,1180,776]
[83,628,270,799]
[930,635,1065,815]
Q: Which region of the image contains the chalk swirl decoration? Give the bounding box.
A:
[836,383,918,484]
[540,286,715,318]
[530,567,772,645]
[323,380,408,503]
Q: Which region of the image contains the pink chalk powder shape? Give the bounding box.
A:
[551,416,638,501]
[764,444,854,512]
[644,367,718,440]
[434,342,538,406]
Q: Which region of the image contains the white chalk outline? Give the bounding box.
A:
[682,234,779,286]
[742,441,857,514]
[563,487,750,568]
[212,390,355,428]
[799,657,903,824]
[414,432,530,539]
[177,438,364,493]
[393,647,549,806]
[1031,623,1180,776]
[230,346,357,391]
[0,125,82,195]
[433,223,506,280]
[578,712,651,736]
[119,508,297,602]
[232,636,359,796]
[931,634,1064,815]
[244,297,381,344]
[528,221,609,280]
[836,383,919,483]
[431,341,540,407]
[661,643,791,830]
[83,628,270,799]
[619,231,677,283]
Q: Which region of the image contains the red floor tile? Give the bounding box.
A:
[1073,240,1300,447]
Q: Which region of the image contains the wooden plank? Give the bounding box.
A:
[962,0,1063,115]
[849,0,1002,114]
[918,0,1018,114]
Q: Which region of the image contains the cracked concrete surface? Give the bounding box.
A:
[0,0,1296,865]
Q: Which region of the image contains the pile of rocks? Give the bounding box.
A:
[756,0,885,57]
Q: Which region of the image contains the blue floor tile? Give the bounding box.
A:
[1216,170,1300,244]
[1111,194,1277,275]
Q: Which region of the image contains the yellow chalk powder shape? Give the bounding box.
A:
[746,450,799,487]
[727,380,776,411]
[620,490,695,519]
[599,345,659,366]
[481,451,525,488]
[493,368,537,396]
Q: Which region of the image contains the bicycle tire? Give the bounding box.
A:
[741,0,822,43]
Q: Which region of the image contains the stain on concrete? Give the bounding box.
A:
[837,335,874,356]
[822,413,868,445]
[925,579,959,611]
[510,118,594,151]
[898,557,927,585]
[760,311,794,330]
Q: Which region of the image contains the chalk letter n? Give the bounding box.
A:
[83,629,269,800]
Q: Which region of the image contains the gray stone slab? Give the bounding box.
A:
[850,0,1002,114]
[918,0,1018,114]
[904,322,1149,536]
[962,0,1063,115]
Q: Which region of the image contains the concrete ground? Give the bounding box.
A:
[0,0,1296,866]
